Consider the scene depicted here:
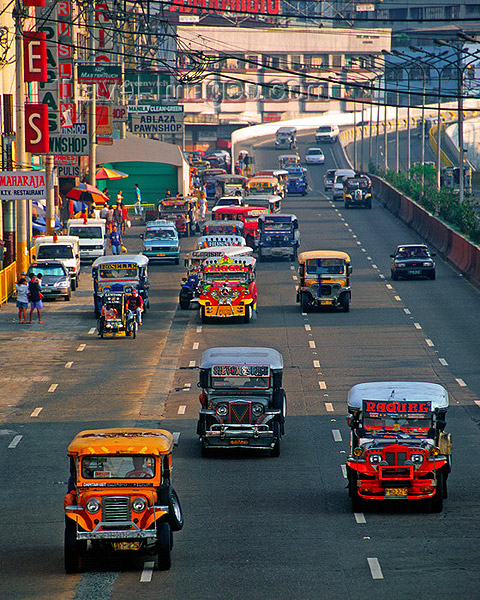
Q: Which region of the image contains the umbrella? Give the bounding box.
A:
[96,167,129,180]
[66,183,109,205]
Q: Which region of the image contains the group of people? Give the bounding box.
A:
[15,272,44,324]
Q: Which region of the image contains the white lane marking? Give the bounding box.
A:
[178,405,186,415]
[356,241,362,245]
[394,296,401,301]
[65,361,73,369]
[192,342,199,350]
[309,341,316,349]
[189,360,196,368]
[352,234,357,239]
[367,256,372,261]
[140,561,155,583]
[173,432,180,445]
[439,358,448,366]
[372,264,378,270]
[88,328,96,335]
[354,513,366,524]
[456,378,467,387]
[290,265,295,270]
[183,383,192,389]
[340,465,347,479]
[379,274,385,279]
[48,384,58,393]
[8,435,23,449]
[361,248,366,253]
[367,557,384,580]
[332,429,342,442]
[414,322,422,329]
[30,407,43,417]
[302,312,307,316]
[385,284,393,290]
[404,308,411,315]
[425,339,434,347]
[196,326,202,333]
[325,402,334,412]
[77,344,86,352]
[475,400,480,408]
[304,324,311,331]
[292,275,298,281]
[313,360,321,368]
[319,381,327,390]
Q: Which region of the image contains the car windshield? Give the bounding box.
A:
[145,229,175,240]
[69,227,103,239]
[211,375,269,389]
[37,265,66,276]
[81,455,156,479]
[99,267,138,279]
[263,222,291,231]
[326,170,335,178]
[37,245,74,259]
[306,259,345,275]
[395,246,429,258]
[308,149,323,155]
[345,179,370,189]
[317,126,332,133]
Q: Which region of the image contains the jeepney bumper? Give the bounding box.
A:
[202,301,251,317]
[307,284,350,306]
[203,423,277,450]
[260,245,294,257]
[143,248,180,261]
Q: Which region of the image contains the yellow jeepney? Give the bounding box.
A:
[296,250,352,312]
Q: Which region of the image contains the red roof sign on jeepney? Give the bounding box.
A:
[212,364,270,377]
[202,256,255,273]
[362,400,432,418]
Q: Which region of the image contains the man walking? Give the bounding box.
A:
[134,183,142,215]
[109,225,122,255]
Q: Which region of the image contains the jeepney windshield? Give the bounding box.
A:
[363,415,431,433]
[69,226,103,239]
[98,265,139,279]
[263,222,291,231]
[212,375,269,389]
[244,215,262,223]
[305,259,345,275]
[145,229,176,240]
[161,204,187,213]
[81,455,156,479]
[204,273,249,284]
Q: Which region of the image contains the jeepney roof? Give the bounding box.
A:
[215,174,247,182]
[202,220,244,229]
[145,219,176,229]
[202,255,256,269]
[256,169,288,177]
[278,154,300,160]
[160,198,190,206]
[248,176,278,184]
[214,206,269,216]
[198,235,246,248]
[259,213,297,223]
[347,382,449,411]
[67,428,174,456]
[191,245,253,259]
[200,347,283,370]
[92,254,149,268]
[298,250,351,263]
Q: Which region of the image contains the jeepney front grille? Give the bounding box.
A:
[151,246,172,252]
[320,285,332,296]
[229,402,251,425]
[385,452,407,465]
[271,238,287,247]
[379,466,413,481]
[102,496,130,522]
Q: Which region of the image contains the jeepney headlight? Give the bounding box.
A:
[283,236,289,241]
[86,498,101,514]
[132,497,147,512]
[216,404,228,417]
[368,453,381,464]
[410,453,424,464]
[431,447,441,456]
[252,403,264,416]
[266,236,272,242]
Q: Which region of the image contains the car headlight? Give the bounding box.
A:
[368,453,381,464]
[252,403,264,416]
[86,498,101,514]
[266,236,272,242]
[132,496,147,512]
[395,262,406,268]
[216,404,228,417]
[423,261,433,267]
[283,236,290,242]
[410,453,424,464]
[54,281,69,287]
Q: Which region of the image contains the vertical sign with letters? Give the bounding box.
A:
[25,104,49,154]
[23,31,47,82]
[36,1,59,132]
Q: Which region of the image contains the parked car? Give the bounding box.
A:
[305,147,325,165]
[30,260,72,301]
[390,244,436,280]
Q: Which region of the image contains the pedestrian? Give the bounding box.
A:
[116,190,123,204]
[104,187,110,200]
[199,191,207,220]
[27,273,43,323]
[165,189,172,198]
[37,273,43,289]
[113,203,123,231]
[121,203,129,234]
[15,276,29,323]
[134,183,142,215]
[109,225,122,255]
[99,203,109,220]
[106,205,114,232]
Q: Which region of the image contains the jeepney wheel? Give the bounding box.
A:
[64,520,86,574]
[270,421,281,457]
[159,486,184,532]
[341,294,350,313]
[201,438,213,457]
[301,292,311,313]
[200,307,208,324]
[429,473,444,513]
[156,521,172,571]
[179,291,191,310]
[243,305,252,324]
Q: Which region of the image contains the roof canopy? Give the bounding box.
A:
[67,428,174,456]
[347,382,449,411]
[200,347,283,370]
[96,137,185,167]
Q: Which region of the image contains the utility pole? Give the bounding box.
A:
[88,5,96,186]
[14,0,29,278]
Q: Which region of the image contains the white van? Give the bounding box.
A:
[315,124,340,143]
[67,218,106,261]
[34,235,81,290]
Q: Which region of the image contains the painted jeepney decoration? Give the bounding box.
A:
[197,347,286,456]
[197,255,257,323]
[201,220,245,237]
[345,382,452,512]
[197,234,246,249]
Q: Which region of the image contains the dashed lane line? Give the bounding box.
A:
[439,358,448,366]
[48,384,58,393]
[354,513,366,524]
[178,405,186,415]
[425,339,434,347]
[414,323,422,329]
[65,362,73,368]
[313,360,321,368]
[394,296,401,302]
[325,402,334,412]
[77,344,86,352]
[309,341,316,349]
[385,284,393,290]
[475,400,480,408]
[196,326,202,333]
[367,558,384,580]
[140,561,155,583]
[456,378,467,387]
[319,381,327,390]
[88,328,96,335]
[30,407,43,417]
[173,432,180,445]
[304,324,311,331]
[340,465,347,478]
[332,429,342,442]
[8,435,23,449]
[192,342,199,350]
[189,360,196,368]
[404,308,411,315]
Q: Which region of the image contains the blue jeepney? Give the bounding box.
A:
[141,220,180,264]
[257,214,300,261]
[286,167,308,196]
[92,254,149,318]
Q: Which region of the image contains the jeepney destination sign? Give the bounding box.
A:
[362,400,432,417]
[212,365,270,377]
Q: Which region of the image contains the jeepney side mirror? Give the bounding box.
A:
[199,370,209,388]
[272,371,283,389]
[347,265,353,275]
[92,268,97,279]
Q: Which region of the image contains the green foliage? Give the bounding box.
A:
[382,169,480,244]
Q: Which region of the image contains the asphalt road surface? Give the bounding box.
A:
[1,134,480,600]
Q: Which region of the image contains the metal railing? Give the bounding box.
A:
[0,262,18,307]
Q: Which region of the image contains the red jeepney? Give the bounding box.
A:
[158,198,198,237]
[346,382,452,513]
[198,256,257,323]
[212,206,269,248]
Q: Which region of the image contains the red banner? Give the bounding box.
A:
[23,0,46,6]
[25,104,50,154]
[23,31,47,82]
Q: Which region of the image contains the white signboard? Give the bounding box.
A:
[0,171,47,200]
[49,123,89,155]
[131,105,184,135]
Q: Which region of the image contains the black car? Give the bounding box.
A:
[390,244,436,280]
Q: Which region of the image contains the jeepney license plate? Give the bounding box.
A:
[385,488,408,498]
[156,253,166,256]
[113,541,141,551]
[320,300,331,305]
[230,439,248,445]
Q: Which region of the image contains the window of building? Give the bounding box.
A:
[306,84,328,99]
[246,83,259,99]
[331,85,341,98]
[225,83,244,100]
[425,7,443,19]
[309,54,329,69]
[246,55,260,69]
[331,55,342,68]
[290,55,303,70]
